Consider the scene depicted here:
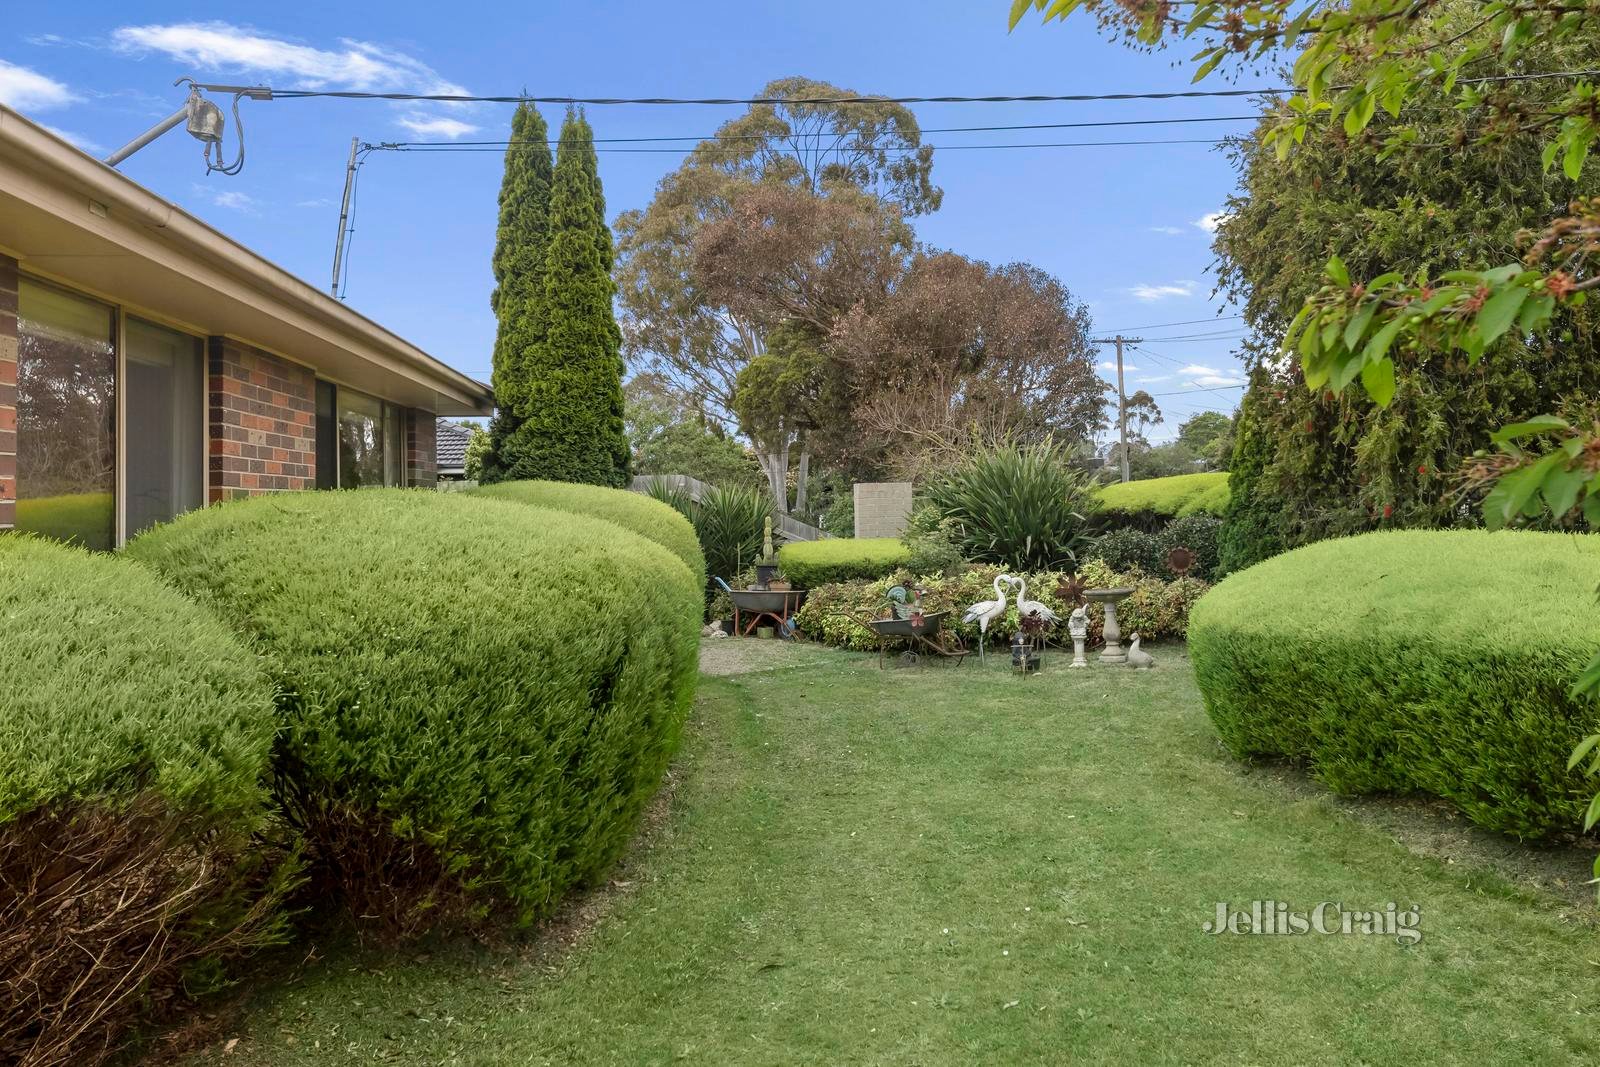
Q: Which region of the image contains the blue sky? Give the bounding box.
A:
[2,1,1253,443]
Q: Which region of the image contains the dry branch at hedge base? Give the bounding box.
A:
[1,798,288,1067]
[0,537,289,1066]
[128,489,702,939]
[1189,529,1600,839]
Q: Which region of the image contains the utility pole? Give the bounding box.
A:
[1091,335,1142,483]
[330,137,360,297]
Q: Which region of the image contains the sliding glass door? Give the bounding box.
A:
[125,317,204,537]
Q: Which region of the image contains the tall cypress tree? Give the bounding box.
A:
[500,108,629,487]
[484,102,553,482]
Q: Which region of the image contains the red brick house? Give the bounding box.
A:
[0,106,492,550]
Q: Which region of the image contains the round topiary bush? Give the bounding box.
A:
[1188,529,1600,838]
[1090,527,1166,576]
[473,478,703,578]
[0,536,287,1065]
[128,490,701,936]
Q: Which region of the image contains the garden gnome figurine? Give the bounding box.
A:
[1126,633,1156,669]
[1068,604,1089,668]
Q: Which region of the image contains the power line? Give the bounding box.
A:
[190,69,1600,107]
[1105,314,1243,332]
[381,114,1262,148]
[1131,330,1246,343]
[1148,383,1247,397]
[371,136,1233,154]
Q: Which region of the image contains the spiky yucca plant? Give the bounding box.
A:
[926,441,1097,571]
[692,484,772,584]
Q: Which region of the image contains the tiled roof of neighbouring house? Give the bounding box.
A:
[436,419,473,472]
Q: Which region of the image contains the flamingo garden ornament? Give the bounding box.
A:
[962,574,1013,662]
[1010,576,1060,627]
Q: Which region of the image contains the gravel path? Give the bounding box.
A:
[696,636,851,676]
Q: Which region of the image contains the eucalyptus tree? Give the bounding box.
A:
[614,77,939,511]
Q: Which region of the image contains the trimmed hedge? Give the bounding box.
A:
[1094,472,1230,531]
[0,536,286,1064]
[1091,528,1166,576]
[1189,529,1600,839]
[129,490,701,934]
[777,537,909,588]
[1161,513,1223,581]
[474,478,703,577]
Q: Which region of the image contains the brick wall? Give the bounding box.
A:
[853,481,915,539]
[207,337,316,502]
[0,255,16,530]
[405,408,436,487]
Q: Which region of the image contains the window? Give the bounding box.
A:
[317,381,406,489]
[17,279,116,550]
[125,318,204,537]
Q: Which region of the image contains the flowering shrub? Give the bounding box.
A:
[793,558,1209,651]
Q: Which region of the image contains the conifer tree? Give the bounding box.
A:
[499,108,628,486]
[483,102,553,482]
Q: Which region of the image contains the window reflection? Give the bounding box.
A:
[337,388,386,488]
[16,280,115,550]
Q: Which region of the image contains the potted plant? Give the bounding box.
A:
[754,515,779,587]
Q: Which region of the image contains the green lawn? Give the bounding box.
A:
[191,644,1600,1065]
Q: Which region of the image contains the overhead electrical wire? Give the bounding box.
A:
[372,137,1234,154]
[1129,330,1246,342]
[1104,313,1243,332]
[379,114,1262,149]
[189,69,1600,107]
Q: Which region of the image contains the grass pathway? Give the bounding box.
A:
[192,644,1600,1065]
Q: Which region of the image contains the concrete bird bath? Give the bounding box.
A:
[1084,587,1135,664]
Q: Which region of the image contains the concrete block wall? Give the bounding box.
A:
[853,481,914,539]
[207,338,316,502]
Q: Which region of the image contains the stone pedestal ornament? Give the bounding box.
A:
[1085,587,1135,665]
[1067,605,1089,668]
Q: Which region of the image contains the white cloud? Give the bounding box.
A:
[190,183,258,213]
[1127,282,1194,302]
[1169,361,1246,389]
[395,112,480,139]
[1098,361,1138,373]
[110,22,475,137]
[112,23,465,94]
[1194,210,1230,233]
[1146,225,1184,236]
[0,59,77,112]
